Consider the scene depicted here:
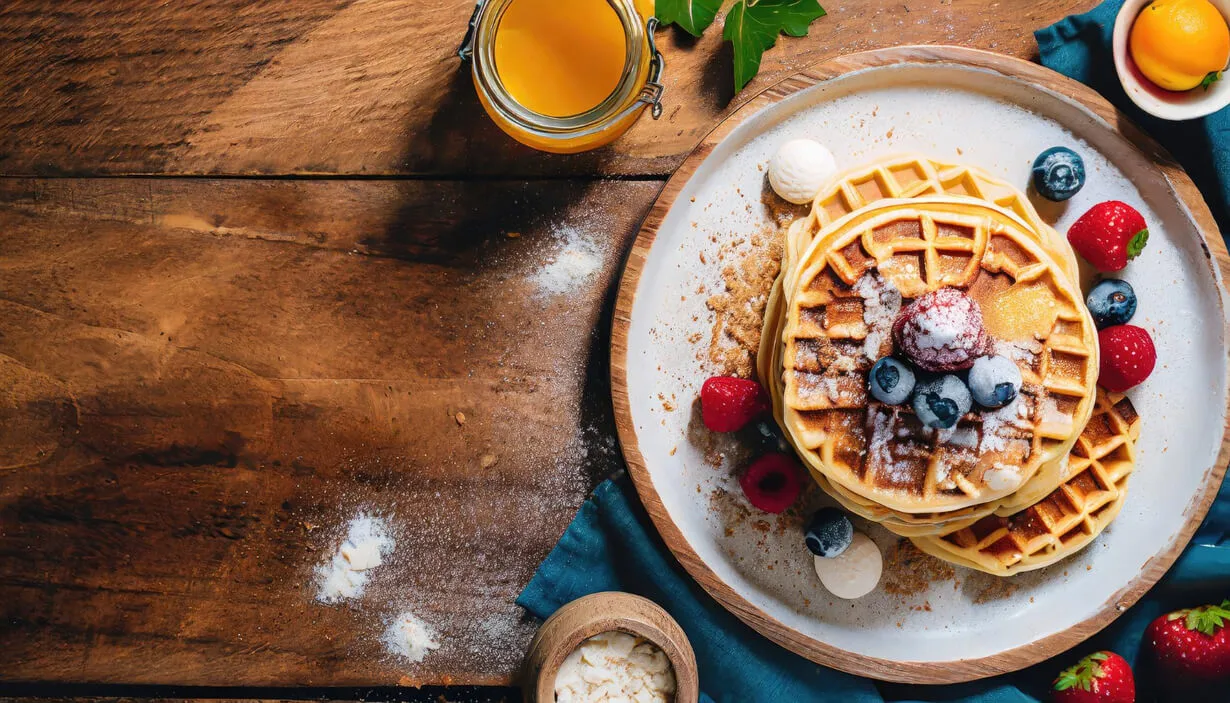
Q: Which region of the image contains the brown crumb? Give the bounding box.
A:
[705,227,784,378]
[506,231,521,238]
[882,540,955,596]
[480,453,498,469]
[669,446,677,456]
[710,487,752,530]
[973,579,1020,604]
[455,412,466,425]
[302,521,318,532]
[658,393,676,412]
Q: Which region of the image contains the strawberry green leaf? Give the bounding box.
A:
[723,0,827,92]
[1127,228,1148,259]
[655,0,721,37]
[1054,652,1105,691]
[1185,602,1230,636]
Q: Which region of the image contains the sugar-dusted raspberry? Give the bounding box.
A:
[892,288,990,372]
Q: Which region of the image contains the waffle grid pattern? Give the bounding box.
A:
[781,199,1097,514]
[911,392,1140,575]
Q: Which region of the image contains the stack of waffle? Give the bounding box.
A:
[757,155,1141,576]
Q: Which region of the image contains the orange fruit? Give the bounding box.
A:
[1130,0,1230,91]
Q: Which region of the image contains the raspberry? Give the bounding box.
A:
[700,376,769,432]
[892,288,990,372]
[739,453,803,514]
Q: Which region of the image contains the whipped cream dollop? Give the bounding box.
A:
[768,138,838,205]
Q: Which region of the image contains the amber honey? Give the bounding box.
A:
[459,0,662,153]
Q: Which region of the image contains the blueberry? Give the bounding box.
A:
[805,507,854,558]
[1031,147,1086,202]
[1086,278,1137,329]
[968,355,1023,408]
[744,417,791,454]
[912,375,972,429]
[868,357,915,405]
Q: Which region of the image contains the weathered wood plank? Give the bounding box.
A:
[0,177,658,686]
[0,0,1097,177]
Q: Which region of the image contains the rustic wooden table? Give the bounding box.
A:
[0,0,1096,699]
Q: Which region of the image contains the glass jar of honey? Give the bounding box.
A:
[458,0,664,154]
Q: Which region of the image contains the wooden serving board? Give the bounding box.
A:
[611,46,1230,683]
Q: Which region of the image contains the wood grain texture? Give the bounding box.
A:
[0,0,1097,177]
[610,46,1230,684]
[0,177,659,686]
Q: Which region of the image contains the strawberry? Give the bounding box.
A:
[1053,651,1136,703]
[701,376,769,432]
[1146,600,1230,682]
[1097,325,1157,392]
[739,453,802,513]
[1068,201,1149,272]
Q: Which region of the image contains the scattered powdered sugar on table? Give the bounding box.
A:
[852,272,902,359]
[315,512,396,603]
[383,609,441,664]
[531,224,604,296]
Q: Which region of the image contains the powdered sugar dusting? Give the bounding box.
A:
[383,610,441,664]
[978,397,1033,454]
[997,338,1043,363]
[867,407,912,482]
[944,427,979,450]
[852,272,902,359]
[914,312,963,350]
[531,224,604,296]
[315,512,395,604]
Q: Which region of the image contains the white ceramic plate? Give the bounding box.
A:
[612,47,1230,683]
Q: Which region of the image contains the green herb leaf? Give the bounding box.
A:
[723,0,827,92]
[655,0,721,37]
[1201,71,1222,91]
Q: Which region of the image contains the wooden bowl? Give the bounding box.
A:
[521,591,700,703]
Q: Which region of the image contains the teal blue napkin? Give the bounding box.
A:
[519,3,1230,699]
[519,475,1226,702]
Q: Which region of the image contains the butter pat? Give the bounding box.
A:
[814,531,882,599]
[555,630,676,703]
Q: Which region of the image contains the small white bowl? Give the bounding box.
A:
[1113,0,1230,120]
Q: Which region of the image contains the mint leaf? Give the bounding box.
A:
[655,0,720,37]
[724,0,827,92]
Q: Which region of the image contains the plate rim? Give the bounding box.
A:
[609,45,1230,684]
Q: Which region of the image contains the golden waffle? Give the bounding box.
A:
[762,154,1076,392]
[760,271,1013,536]
[910,392,1140,575]
[758,175,1089,534]
[779,196,1098,514]
[791,153,1079,281]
